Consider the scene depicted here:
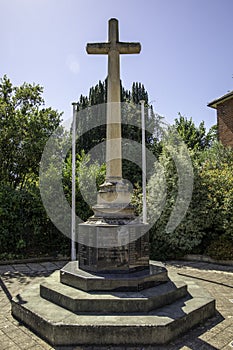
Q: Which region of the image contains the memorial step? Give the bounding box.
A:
[40,271,187,314]
[60,260,169,292]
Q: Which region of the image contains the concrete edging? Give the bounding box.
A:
[1,254,233,267]
[0,256,69,265]
[180,254,233,266]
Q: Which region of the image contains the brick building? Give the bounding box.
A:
[208,91,233,147]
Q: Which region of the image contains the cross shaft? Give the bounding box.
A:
[87,18,140,185]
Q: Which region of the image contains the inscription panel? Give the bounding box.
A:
[78,223,149,273]
[78,225,97,271]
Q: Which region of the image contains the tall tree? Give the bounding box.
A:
[74,79,157,185]
[75,79,155,150]
[0,75,62,189]
[174,113,217,152]
[0,75,67,259]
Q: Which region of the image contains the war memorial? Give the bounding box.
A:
[11,18,216,347]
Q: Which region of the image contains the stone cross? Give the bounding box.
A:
[86,18,141,183]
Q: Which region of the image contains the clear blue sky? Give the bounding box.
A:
[1,0,233,129]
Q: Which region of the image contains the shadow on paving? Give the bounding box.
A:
[0,269,55,303]
[177,271,233,289]
[0,275,12,301]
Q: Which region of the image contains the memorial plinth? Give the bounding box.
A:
[78,222,149,273]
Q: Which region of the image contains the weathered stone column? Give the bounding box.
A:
[86,18,141,217]
[106,19,122,182]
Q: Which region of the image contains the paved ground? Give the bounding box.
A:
[0,259,233,350]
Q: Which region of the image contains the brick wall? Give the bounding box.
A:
[217,98,233,147]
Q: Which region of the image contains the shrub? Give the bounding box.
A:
[146,141,233,260]
[0,183,70,259]
[205,236,233,260]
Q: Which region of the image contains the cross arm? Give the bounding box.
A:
[86,43,110,54]
[117,42,141,54]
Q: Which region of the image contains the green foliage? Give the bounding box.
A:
[0,75,67,259]
[197,143,233,241]
[174,113,217,152]
[205,236,233,260]
[145,140,233,260]
[73,82,232,261]
[0,76,155,260]
[75,80,159,186]
[63,151,106,221]
[0,183,69,259]
[0,74,232,262]
[131,82,148,104]
[0,75,62,189]
[147,135,201,259]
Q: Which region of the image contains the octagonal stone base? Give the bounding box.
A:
[11,265,216,347]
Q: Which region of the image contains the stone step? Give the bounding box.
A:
[11,276,215,346]
[40,272,187,314]
[60,260,169,292]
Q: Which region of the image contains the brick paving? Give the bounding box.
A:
[0,260,232,350]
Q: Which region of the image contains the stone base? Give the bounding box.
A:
[11,261,216,347]
[60,261,168,292]
[93,180,135,218]
[40,276,187,314]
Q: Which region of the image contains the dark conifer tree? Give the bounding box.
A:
[75,80,158,186]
